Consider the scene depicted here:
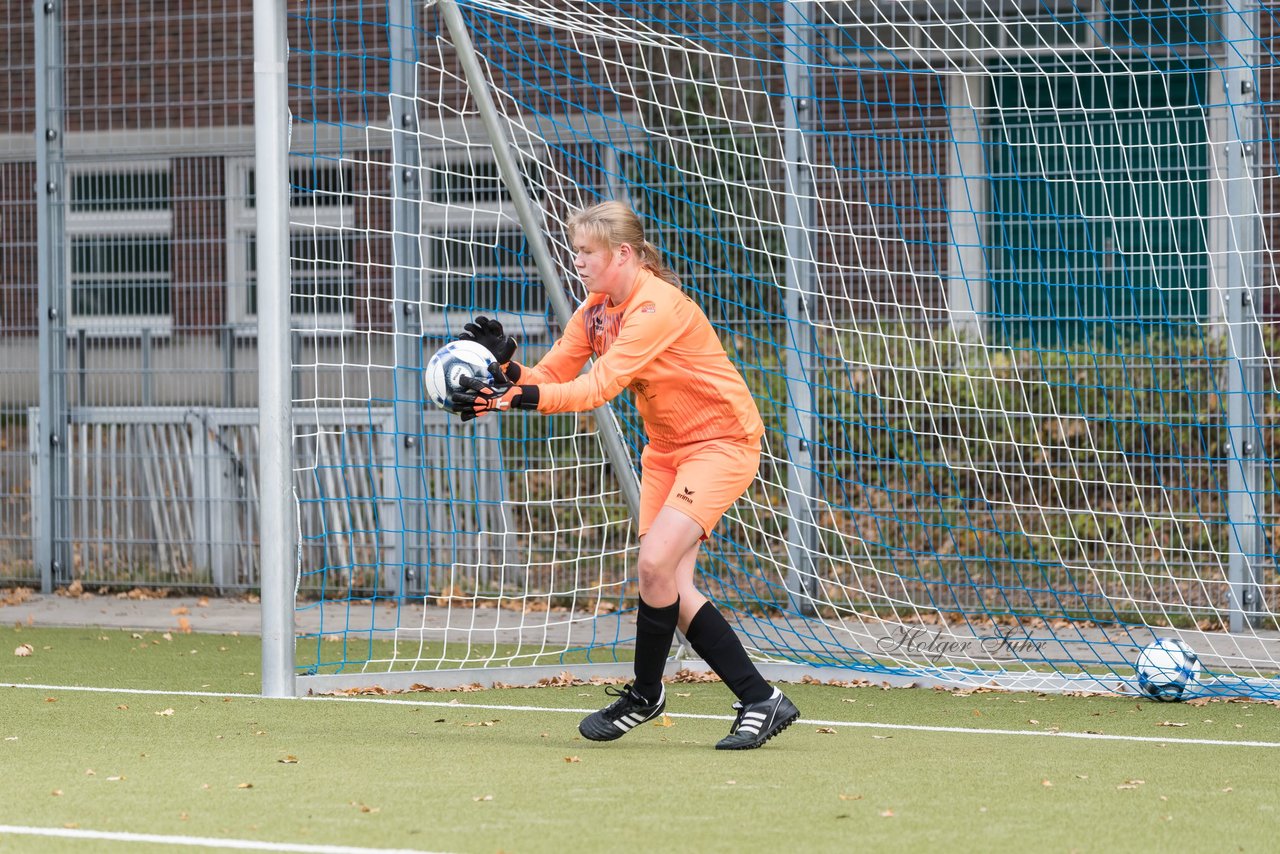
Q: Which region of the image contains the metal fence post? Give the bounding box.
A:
[1222,0,1266,632]
[782,1,821,615]
[388,0,425,597]
[34,0,70,593]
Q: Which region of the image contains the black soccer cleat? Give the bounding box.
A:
[715,688,799,750]
[578,684,666,742]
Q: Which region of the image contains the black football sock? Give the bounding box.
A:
[632,596,679,703]
[685,601,773,705]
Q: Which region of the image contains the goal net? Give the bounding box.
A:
[282,0,1280,699]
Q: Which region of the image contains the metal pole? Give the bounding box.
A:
[34,0,69,593]
[782,1,821,615]
[255,0,296,696]
[141,328,153,406]
[436,0,643,519]
[388,0,424,597]
[1222,0,1265,632]
[223,324,236,407]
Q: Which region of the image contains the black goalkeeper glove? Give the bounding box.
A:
[458,315,518,367]
[450,363,540,423]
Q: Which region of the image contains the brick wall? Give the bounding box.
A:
[60,3,254,132]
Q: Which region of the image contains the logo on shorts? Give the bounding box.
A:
[676,486,695,504]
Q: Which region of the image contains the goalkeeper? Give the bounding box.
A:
[449,200,798,750]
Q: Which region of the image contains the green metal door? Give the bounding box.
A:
[986,56,1209,348]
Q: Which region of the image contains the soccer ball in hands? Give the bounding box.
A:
[425,340,495,410]
[1134,637,1201,702]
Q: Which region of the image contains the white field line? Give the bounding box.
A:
[0,824,449,854]
[3,681,1278,749]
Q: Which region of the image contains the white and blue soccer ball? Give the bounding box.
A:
[1135,637,1201,702]
[424,340,494,410]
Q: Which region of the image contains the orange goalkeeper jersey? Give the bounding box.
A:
[520,270,764,452]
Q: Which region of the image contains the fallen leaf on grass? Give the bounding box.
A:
[14,643,32,657]
[1041,780,1053,787]
[473,794,493,802]
[237,783,253,789]
[653,714,674,728]
[51,790,62,796]
[563,756,581,763]
[106,776,125,782]
[278,756,298,764]
[462,720,498,727]
[838,793,862,801]
[879,810,895,818]
[816,727,837,734]
[155,709,175,717]
[1156,721,1188,727]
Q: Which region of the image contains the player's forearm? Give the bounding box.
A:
[519,340,589,385]
[532,370,630,414]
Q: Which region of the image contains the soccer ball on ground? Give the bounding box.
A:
[1134,637,1201,702]
[424,340,495,410]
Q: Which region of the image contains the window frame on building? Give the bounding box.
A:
[65,161,174,336]
[225,156,358,335]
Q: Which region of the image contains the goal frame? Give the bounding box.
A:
[259,0,1274,700]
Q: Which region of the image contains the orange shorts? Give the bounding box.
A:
[638,436,761,538]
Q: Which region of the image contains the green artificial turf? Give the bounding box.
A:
[2,625,1278,853]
